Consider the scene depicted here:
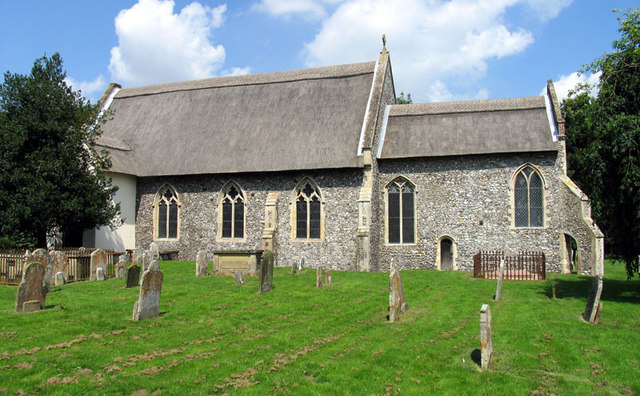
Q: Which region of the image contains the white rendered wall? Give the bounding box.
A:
[83,172,136,252]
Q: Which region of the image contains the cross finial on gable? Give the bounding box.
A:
[382,34,387,49]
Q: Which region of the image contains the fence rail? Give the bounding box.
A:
[0,248,118,285]
[473,250,546,281]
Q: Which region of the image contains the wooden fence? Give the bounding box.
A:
[473,250,546,281]
[0,248,118,285]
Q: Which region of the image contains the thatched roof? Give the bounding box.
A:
[97,62,377,176]
[378,96,557,159]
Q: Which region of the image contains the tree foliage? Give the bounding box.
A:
[562,8,640,278]
[0,53,119,248]
[396,92,413,104]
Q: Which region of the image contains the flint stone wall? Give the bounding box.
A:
[376,148,596,274]
[135,170,362,270]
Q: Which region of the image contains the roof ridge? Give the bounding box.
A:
[116,61,376,99]
[389,96,545,116]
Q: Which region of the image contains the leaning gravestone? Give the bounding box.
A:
[50,251,68,286]
[480,304,493,369]
[125,264,141,288]
[260,251,274,293]
[132,259,163,321]
[316,267,323,288]
[494,259,505,301]
[28,249,51,292]
[149,242,160,260]
[15,262,46,312]
[195,250,208,277]
[583,275,604,323]
[90,249,108,281]
[235,270,245,285]
[388,268,409,322]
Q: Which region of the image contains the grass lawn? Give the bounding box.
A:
[0,260,638,395]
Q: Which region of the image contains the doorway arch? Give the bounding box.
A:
[436,236,457,271]
[561,233,580,274]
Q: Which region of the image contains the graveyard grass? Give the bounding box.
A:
[0,261,638,395]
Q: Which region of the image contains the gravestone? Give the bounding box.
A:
[316,267,323,289]
[149,242,160,260]
[23,300,43,313]
[260,251,274,293]
[125,264,141,288]
[388,268,409,322]
[116,255,128,278]
[133,248,143,264]
[291,263,297,274]
[299,257,305,271]
[96,267,106,281]
[90,249,108,281]
[583,275,604,323]
[494,259,505,301]
[142,250,151,272]
[50,251,68,285]
[15,262,46,312]
[54,272,66,286]
[326,270,332,286]
[480,304,493,369]
[235,270,245,285]
[196,250,208,277]
[28,249,51,291]
[133,259,163,321]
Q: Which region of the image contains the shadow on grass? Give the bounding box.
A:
[540,277,640,304]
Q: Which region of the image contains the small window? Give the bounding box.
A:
[514,166,544,227]
[386,178,415,244]
[155,185,179,239]
[294,179,322,240]
[221,183,245,239]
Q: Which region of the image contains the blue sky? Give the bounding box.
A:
[1,0,636,104]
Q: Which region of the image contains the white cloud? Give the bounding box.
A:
[221,67,252,76]
[64,75,107,102]
[252,0,335,19]
[286,0,570,101]
[545,71,601,102]
[108,0,228,87]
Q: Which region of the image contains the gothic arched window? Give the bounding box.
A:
[514,166,544,227]
[220,182,245,239]
[294,179,323,240]
[154,185,179,239]
[386,177,415,244]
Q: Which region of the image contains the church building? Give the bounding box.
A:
[85,45,604,275]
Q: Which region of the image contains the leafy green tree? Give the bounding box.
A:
[0,53,119,248]
[396,92,412,104]
[562,9,640,278]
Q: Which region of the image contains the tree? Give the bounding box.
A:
[0,53,119,248]
[562,8,640,278]
[396,92,412,104]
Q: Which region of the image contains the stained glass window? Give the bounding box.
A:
[387,178,415,244]
[221,183,245,239]
[514,166,544,227]
[295,180,322,239]
[155,185,179,239]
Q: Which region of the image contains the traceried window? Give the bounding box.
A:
[514,166,544,227]
[294,179,322,240]
[155,185,179,239]
[221,183,245,239]
[386,178,415,244]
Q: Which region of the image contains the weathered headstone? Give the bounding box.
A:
[299,257,305,271]
[96,267,106,281]
[90,249,108,281]
[116,255,128,278]
[133,259,163,321]
[125,264,141,288]
[388,268,409,322]
[50,251,68,285]
[316,267,323,289]
[291,263,297,274]
[132,248,143,264]
[260,251,274,293]
[235,270,245,285]
[583,275,604,323]
[23,300,43,313]
[326,270,332,285]
[15,262,46,312]
[494,259,505,301]
[28,249,50,291]
[142,250,151,272]
[149,242,160,260]
[196,250,209,277]
[54,271,66,286]
[480,304,493,369]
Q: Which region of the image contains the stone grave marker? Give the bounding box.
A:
[54,272,66,286]
[125,264,141,288]
[90,249,108,281]
[132,259,163,321]
[133,248,143,264]
[260,251,274,293]
[15,262,46,312]
[96,267,106,281]
[480,304,493,369]
[316,267,323,288]
[142,250,152,272]
[291,263,297,274]
[235,270,245,285]
[28,249,51,291]
[583,275,603,323]
[116,255,128,278]
[196,250,208,277]
[326,270,332,285]
[388,268,409,322]
[149,242,160,260]
[50,251,68,285]
[23,300,43,313]
[299,257,305,271]
[494,259,505,301]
